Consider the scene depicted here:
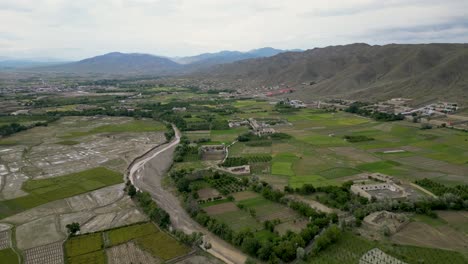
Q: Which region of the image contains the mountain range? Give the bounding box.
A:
[193,43,468,105]
[3,43,467,104]
[12,47,295,75]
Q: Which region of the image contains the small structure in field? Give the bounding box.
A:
[199,145,227,160]
[172,107,187,112]
[225,165,250,175]
[249,118,276,136]
[228,119,249,128]
[363,211,409,234]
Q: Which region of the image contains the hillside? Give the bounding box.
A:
[193,43,468,105]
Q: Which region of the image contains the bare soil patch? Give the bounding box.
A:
[16,215,64,250]
[204,202,239,215]
[107,241,159,264]
[197,188,221,200]
[232,191,259,201]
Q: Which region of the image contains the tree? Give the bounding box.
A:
[66,222,80,236]
[127,185,137,197]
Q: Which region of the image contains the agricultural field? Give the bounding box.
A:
[300,231,468,264]
[64,222,190,264]
[0,248,19,264]
[0,167,122,218]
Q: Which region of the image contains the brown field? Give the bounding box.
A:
[24,242,64,264]
[391,222,468,252]
[275,219,308,235]
[197,188,221,200]
[204,202,239,215]
[258,175,288,190]
[437,211,468,234]
[232,191,259,201]
[107,241,159,264]
[256,207,298,222]
[396,156,467,177]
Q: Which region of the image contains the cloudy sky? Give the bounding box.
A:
[1,0,467,60]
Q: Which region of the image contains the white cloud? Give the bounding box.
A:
[0,0,467,60]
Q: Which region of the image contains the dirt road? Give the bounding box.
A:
[129,126,247,264]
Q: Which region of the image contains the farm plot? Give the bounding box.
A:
[211,209,262,232]
[24,242,64,264]
[391,221,468,252]
[275,219,308,235]
[107,222,158,246]
[65,233,103,258]
[135,230,190,261]
[210,128,248,144]
[0,230,11,249]
[203,202,239,215]
[207,176,246,195]
[237,196,299,222]
[307,231,467,264]
[0,167,122,219]
[0,116,165,201]
[107,242,158,264]
[0,248,19,264]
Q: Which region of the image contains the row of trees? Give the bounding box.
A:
[126,183,171,229]
[0,116,59,137]
[345,102,404,121]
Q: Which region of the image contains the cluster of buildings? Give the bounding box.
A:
[350,173,408,201]
[248,118,276,136]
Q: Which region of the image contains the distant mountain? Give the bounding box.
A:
[29,48,297,75]
[193,43,468,105]
[36,52,181,75]
[172,47,296,66]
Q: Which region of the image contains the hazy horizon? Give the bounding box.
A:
[1,0,467,60]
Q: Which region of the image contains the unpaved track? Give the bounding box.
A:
[129,126,247,264]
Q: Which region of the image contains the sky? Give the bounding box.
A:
[0,0,467,60]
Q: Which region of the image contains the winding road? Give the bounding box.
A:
[128,126,247,264]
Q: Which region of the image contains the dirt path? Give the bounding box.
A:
[129,126,247,264]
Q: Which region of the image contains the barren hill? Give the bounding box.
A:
[193,43,468,105]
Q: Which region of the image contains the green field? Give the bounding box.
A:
[107,222,158,246]
[213,210,263,231]
[65,233,104,258]
[68,251,106,264]
[303,232,467,264]
[0,248,19,264]
[63,222,190,262]
[62,120,165,138]
[136,230,190,260]
[0,167,122,219]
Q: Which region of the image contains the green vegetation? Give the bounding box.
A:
[65,233,103,259]
[0,167,122,219]
[62,120,165,138]
[64,222,190,262]
[108,222,158,246]
[136,230,191,260]
[415,178,468,199]
[0,248,19,264]
[304,232,467,264]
